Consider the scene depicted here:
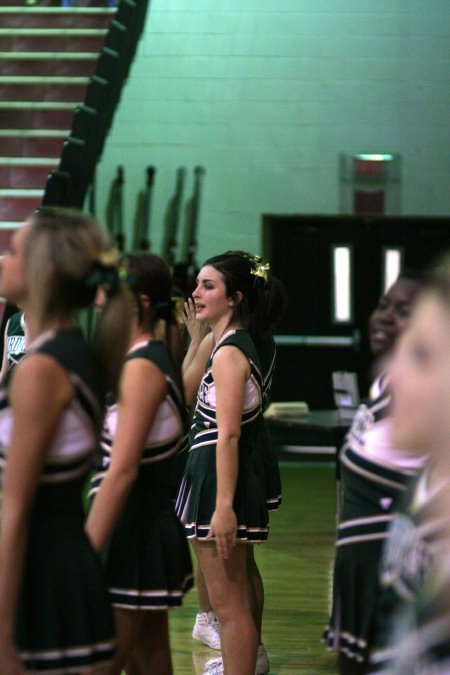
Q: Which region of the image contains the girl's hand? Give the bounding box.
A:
[0,634,25,675]
[206,505,237,559]
[182,298,210,342]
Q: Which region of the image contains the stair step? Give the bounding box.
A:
[0,191,43,221]
[2,1,112,6]
[0,75,88,84]
[0,107,73,129]
[1,136,65,158]
[0,0,125,215]
[0,164,56,189]
[0,9,114,29]
[0,129,68,137]
[0,27,107,36]
[0,225,19,234]
[0,157,60,165]
[0,81,86,102]
[0,101,76,109]
[0,31,107,52]
[0,55,98,77]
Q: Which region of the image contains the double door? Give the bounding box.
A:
[263,214,450,408]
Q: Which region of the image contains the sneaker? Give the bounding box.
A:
[192,611,221,650]
[256,643,270,674]
[203,652,261,675]
[203,656,223,675]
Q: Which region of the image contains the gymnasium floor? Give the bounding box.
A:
[170,463,338,674]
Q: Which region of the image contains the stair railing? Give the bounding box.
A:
[42,0,150,211]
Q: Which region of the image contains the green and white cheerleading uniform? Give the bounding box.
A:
[90,339,193,610]
[0,328,115,673]
[175,329,269,543]
[4,310,26,371]
[323,377,425,664]
[375,562,450,675]
[369,470,450,673]
[380,582,450,675]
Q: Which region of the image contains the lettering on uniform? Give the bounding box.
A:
[198,380,211,406]
[380,514,430,600]
[349,404,374,445]
[7,336,25,355]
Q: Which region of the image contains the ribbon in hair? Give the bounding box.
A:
[86,250,122,295]
[154,298,176,322]
[250,258,270,289]
[226,250,271,289]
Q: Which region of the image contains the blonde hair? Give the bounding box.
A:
[26,207,132,393]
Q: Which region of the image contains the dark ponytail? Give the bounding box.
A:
[125,253,185,396]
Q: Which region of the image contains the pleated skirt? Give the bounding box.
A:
[102,476,193,610]
[175,440,269,543]
[16,505,115,673]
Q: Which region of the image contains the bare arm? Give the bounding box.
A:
[181,299,214,405]
[206,345,250,558]
[0,355,72,671]
[86,357,166,552]
[183,333,214,405]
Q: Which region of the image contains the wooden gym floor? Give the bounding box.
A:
[169,463,338,674]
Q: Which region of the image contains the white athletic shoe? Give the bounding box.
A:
[192,611,221,650]
[202,656,223,675]
[203,652,263,675]
[256,643,270,674]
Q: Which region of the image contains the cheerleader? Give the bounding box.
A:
[175,251,285,675]
[0,207,132,673]
[86,253,193,675]
[324,272,426,674]
[369,252,450,673]
[182,290,285,673]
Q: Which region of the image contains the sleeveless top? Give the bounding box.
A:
[0,327,102,498]
[370,470,450,673]
[189,329,263,453]
[90,339,186,495]
[0,327,117,671]
[175,329,269,542]
[323,375,426,663]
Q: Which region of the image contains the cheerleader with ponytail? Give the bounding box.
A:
[0,207,133,674]
[86,252,193,675]
[175,250,286,675]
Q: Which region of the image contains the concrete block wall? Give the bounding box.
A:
[95,0,450,262]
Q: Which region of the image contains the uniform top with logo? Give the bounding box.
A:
[0,327,116,672]
[323,374,427,663]
[0,327,103,495]
[89,339,193,611]
[175,328,270,543]
[369,469,450,673]
[5,311,26,370]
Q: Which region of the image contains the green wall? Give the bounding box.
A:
[96,0,450,263]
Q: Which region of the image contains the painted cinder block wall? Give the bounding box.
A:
[95,0,450,262]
